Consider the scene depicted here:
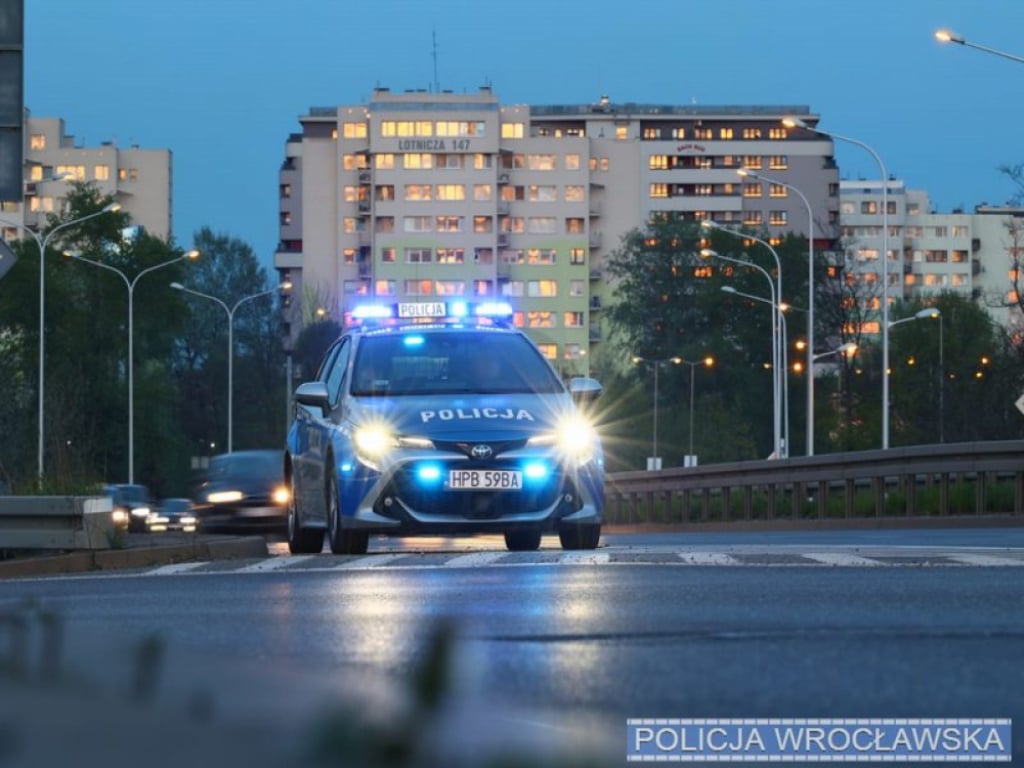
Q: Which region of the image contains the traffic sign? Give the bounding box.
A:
[1015,392,1024,416]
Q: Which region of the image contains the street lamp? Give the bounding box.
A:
[889,307,943,442]
[631,355,682,470]
[65,248,200,482]
[171,280,293,453]
[935,29,1024,65]
[784,116,893,450]
[720,285,790,455]
[679,356,714,465]
[0,198,121,481]
[737,168,818,456]
[702,248,783,458]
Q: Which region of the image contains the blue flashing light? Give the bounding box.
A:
[415,464,444,484]
[475,301,515,319]
[403,334,426,347]
[352,304,394,320]
[449,300,469,318]
[340,462,354,473]
[523,461,550,483]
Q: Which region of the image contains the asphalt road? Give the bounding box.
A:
[1,529,1021,766]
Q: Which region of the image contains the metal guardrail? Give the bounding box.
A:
[0,496,114,550]
[605,440,1024,524]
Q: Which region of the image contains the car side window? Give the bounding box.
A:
[325,338,352,409]
[316,342,343,382]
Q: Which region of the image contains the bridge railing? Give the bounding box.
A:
[604,440,1024,525]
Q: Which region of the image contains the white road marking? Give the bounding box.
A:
[235,555,314,573]
[143,562,210,576]
[676,552,740,566]
[558,551,612,565]
[947,553,1024,567]
[330,552,408,569]
[443,551,508,569]
[802,552,886,567]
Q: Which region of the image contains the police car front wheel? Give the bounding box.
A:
[504,530,542,551]
[558,524,601,550]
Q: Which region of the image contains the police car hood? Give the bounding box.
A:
[351,393,574,439]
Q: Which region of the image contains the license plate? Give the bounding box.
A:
[447,469,522,490]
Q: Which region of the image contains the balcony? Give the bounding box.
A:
[589,230,603,249]
[358,171,371,183]
[498,173,510,185]
[972,237,981,252]
[973,260,982,276]
[589,296,602,310]
[589,200,602,217]
[589,326,602,343]
[497,200,510,215]
[589,268,602,281]
[497,233,510,247]
[357,200,371,213]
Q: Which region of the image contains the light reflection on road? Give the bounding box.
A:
[265,534,564,557]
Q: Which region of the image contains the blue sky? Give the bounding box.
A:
[25,0,1024,268]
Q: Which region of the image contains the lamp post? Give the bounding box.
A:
[65,249,199,482]
[631,355,682,470]
[889,308,943,443]
[171,281,292,453]
[737,169,818,456]
[784,116,892,450]
[701,248,782,458]
[935,29,1024,65]
[0,199,121,481]
[679,356,714,465]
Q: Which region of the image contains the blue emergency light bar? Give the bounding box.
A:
[347,300,515,327]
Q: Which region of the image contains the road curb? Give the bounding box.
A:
[0,535,269,578]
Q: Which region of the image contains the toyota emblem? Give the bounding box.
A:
[470,444,493,460]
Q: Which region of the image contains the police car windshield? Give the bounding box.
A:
[351,331,565,396]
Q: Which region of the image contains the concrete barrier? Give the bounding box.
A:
[0,496,114,550]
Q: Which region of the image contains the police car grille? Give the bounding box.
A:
[433,439,528,458]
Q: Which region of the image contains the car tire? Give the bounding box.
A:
[326,470,369,555]
[287,473,323,554]
[504,530,542,551]
[558,524,601,550]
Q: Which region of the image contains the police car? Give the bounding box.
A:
[284,300,604,554]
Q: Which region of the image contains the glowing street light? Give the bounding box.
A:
[631,354,682,470]
[935,29,1024,65]
[784,116,893,450]
[0,197,121,481]
[171,280,293,453]
[65,248,200,482]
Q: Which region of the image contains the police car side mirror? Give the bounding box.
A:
[568,377,602,403]
[294,381,330,415]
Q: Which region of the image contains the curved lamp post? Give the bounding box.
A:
[737,168,818,456]
[889,307,943,442]
[171,280,293,453]
[0,198,121,481]
[65,248,200,482]
[935,29,1024,65]
[630,355,682,470]
[784,116,893,450]
[701,248,783,458]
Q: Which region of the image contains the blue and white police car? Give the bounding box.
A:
[284,301,604,554]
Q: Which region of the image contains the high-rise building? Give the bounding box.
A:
[0,114,172,242]
[275,87,840,371]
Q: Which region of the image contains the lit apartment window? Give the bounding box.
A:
[742,155,762,170]
[342,249,357,264]
[501,123,525,139]
[650,183,669,198]
[405,248,432,263]
[473,184,492,201]
[904,274,917,286]
[376,217,395,234]
[615,126,628,140]
[436,248,465,264]
[643,127,661,139]
[502,217,525,233]
[57,165,86,180]
[570,248,585,265]
[473,279,493,296]
[436,154,464,169]
[841,201,856,214]
[952,250,968,263]
[375,154,394,169]
[30,134,45,150]
[381,248,396,262]
[769,211,787,226]
[435,280,466,295]
[952,225,969,237]
[695,184,713,196]
[436,121,484,137]
[501,185,524,201]
[951,274,967,287]
[565,153,581,170]
[473,154,492,169]
[907,203,921,215]
[563,311,585,327]
[502,250,525,264]
[768,155,788,169]
[527,280,558,297]
[29,166,42,181]
[403,184,432,201]
[649,155,669,171]
[769,183,787,198]
[719,128,734,139]
[527,311,555,328]
[405,279,433,296]
[342,122,368,139]
[672,127,686,139]
[856,249,879,262]
[742,183,762,198]
[742,210,763,226]
[404,154,434,169]
[565,185,584,202]
[501,281,524,297]
[473,216,492,233]
[860,201,878,214]
[94,165,110,181]
[693,128,712,140]
[403,216,432,233]
[527,154,557,171]
[768,127,787,139]
[474,248,493,264]
[565,218,585,234]
[344,280,370,295]
[342,155,358,171]
[529,185,557,202]
[29,197,54,212]
[528,217,558,234]
[503,154,526,170]
[527,248,556,265]
[280,183,292,198]
[435,216,463,232]
[342,217,358,233]
[435,184,465,200]
[375,280,396,296]
[925,250,948,263]
[742,128,762,140]
[569,280,585,296]
[536,343,556,359]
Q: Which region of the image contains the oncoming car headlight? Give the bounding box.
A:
[527,415,598,465]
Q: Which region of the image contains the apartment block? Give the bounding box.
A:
[0,114,172,243]
[275,87,841,371]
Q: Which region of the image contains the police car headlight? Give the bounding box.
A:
[528,416,597,465]
[353,424,398,466]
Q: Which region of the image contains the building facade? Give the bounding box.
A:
[0,114,172,243]
[275,87,842,372]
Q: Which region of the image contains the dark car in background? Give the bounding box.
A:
[192,450,289,532]
[145,498,198,533]
[102,483,153,533]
